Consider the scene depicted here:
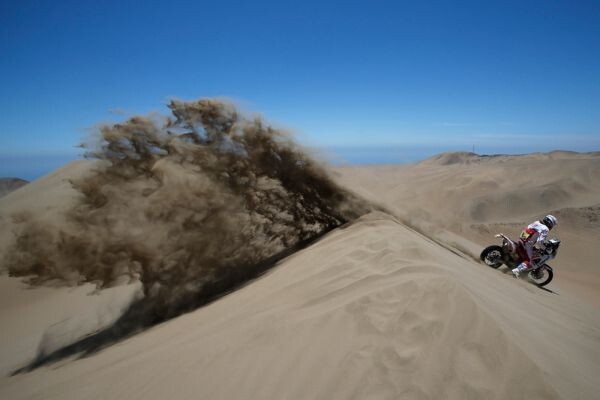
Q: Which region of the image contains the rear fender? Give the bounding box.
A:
[496,233,516,253]
[504,240,516,253]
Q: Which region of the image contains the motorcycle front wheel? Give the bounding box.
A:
[480,245,504,268]
[528,265,553,286]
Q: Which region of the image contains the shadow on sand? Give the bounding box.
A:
[11,227,338,376]
[535,285,558,294]
[498,268,558,294]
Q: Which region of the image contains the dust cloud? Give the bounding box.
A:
[4,99,369,320]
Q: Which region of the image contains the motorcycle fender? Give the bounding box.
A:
[507,241,516,253]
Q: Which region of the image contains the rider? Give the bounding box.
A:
[512,215,558,278]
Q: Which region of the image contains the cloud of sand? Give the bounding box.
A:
[4,99,369,319]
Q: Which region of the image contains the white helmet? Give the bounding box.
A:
[542,214,558,229]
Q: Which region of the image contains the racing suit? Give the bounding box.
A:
[512,220,549,277]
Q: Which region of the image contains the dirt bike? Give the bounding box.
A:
[480,234,560,286]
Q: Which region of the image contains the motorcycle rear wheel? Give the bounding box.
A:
[480,245,503,268]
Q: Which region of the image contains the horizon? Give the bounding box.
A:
[2,146,598,182]
[1,1,599,179]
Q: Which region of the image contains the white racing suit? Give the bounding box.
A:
[512,220,549,277]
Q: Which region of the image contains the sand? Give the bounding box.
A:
[335,151,600,305]
[0,161,92,258]
[1,152,599,399]
[0,178,28,199]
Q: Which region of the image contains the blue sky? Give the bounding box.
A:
[1,0,599,178]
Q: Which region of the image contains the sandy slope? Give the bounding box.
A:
[0,160,139,377]
[0,161,91,257]
[1,153,600,399]
[0,277,139,377]
[0,178,28,199]
[2,213,599,399]
[336,151,600,225]
[335,151,600,305]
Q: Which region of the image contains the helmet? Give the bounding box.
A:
[542,214,558,229]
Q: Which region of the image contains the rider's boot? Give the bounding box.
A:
[511,263,529,279]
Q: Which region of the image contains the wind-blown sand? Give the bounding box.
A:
[0,162,89,258]
[1,151,599,399]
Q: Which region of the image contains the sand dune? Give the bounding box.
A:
[2,213,599,399]
[0,276,139,377]
[0,178,28,199]
[0,160,140,377]
[0,161,91,258]
[1,151,600,399]
[336,151,600,304]
[337,151,600,224]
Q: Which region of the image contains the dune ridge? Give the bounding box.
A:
[418,150,600,166]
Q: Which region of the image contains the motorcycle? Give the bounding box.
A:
[480,234,560,286]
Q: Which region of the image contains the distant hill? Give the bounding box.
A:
[0,178,28,198]
[417,151,481,165]
[418,150,600,166]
